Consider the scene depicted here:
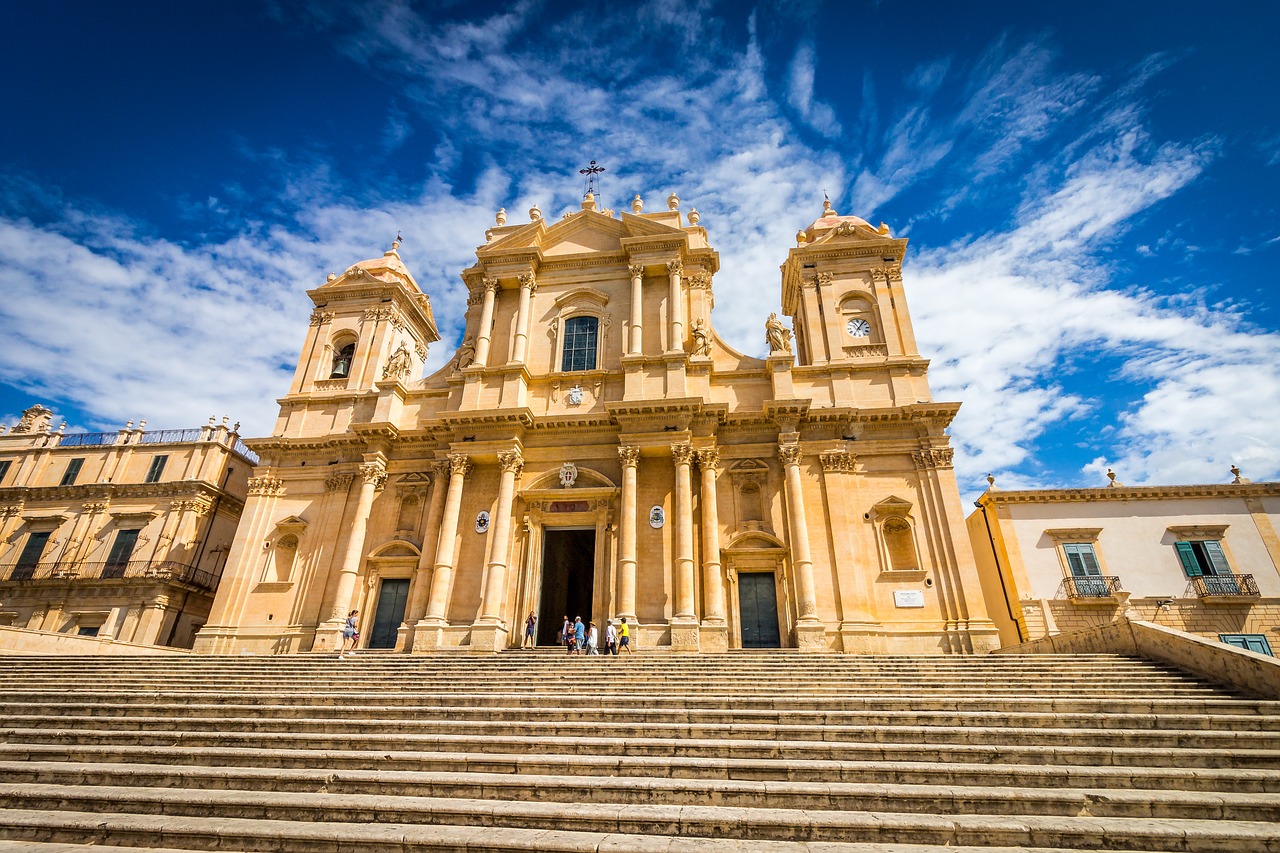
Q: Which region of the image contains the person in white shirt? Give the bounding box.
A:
[586,622,599,655]
[604,620,618,656]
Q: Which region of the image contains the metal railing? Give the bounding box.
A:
[232,438,259,465]
[1191,573,1260,598]
[0,560,218,591]
[57,431,118,447]
[140,429,203,444]
[1064,575,1123,599]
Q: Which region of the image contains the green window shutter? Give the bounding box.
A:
[1175,541,1202,577]
[1202,540,1231,575]
[1064,543,1101,576]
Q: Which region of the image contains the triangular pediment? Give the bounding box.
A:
[481,209,689,259]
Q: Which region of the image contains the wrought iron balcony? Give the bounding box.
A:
[1063,575,1123,600]
[1191,573,1260,599]
[0,560,218,591]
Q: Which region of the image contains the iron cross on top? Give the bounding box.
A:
[579,160,605,197]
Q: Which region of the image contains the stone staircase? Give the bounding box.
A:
[0,651,1276,852]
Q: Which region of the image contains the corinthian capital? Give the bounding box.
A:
[447,453,473,478]
[518,271,537,292]
[358,461,387,488]
[671,443,695,465]
[483,276,500,294]
[819,449,857,473]
[498,449,525,475]
[628,264,645,278]
[777,444,803,467]
[695,448,719,470]
[325,473,353,493]
[618,445,640,467]
[666,259,683,275]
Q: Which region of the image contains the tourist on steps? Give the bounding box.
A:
[573,616,586,655]
[586,621,599,655]
[339,610,358,659]
[605,620,618,655]
[523,612,537,649]
[559,615,570,646]
[618,617,633,653]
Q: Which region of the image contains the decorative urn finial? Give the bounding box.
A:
[688,208,700,225]
[496,207,507,225]
[822,197,835,217]
[529,203,542,221]
[666,192,679,210]
[632,194,643,214]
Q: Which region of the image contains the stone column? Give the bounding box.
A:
[472,448,524,651]
[406,461,449,625]
[616,446,639,621]
[671,443,699,650]
[666,260,684,352]
[779,443,826,650]
[420,453,472,637]
[325,457,386,628]
[628,264,644,355]
[511,271,536,364]
[697,448,728,652]
[473,277,499,367]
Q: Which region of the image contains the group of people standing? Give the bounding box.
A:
[522,612,633,655]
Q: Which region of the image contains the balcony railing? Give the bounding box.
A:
[1063,575,1123,599]
[0,560,218,591]
[1192,573,1260,598]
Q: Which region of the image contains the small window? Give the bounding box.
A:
[1174,540,1231,578]
[1063,543,1102,577]
[1220,634,1273,656]
[0,460,11,484]
[561,316,599,372]
[145,455,168,483]
[330,342,355,378]
[60,458,84,486]
[77,626,100,638]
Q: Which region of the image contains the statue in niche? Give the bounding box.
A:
[454,335,476,370]
[691,318,711,356]
[765,313,792,354]
[382,342,413,380]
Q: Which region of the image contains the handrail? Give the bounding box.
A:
[1192,573,1260,597]
[0,560,217,591]
[1063,575,1122,599]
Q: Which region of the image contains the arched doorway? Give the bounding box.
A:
[723,533,789,649]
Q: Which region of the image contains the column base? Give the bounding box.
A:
[669,619,700,652]
[468,622,508,653]
[837,622,884,654]
[794,620,828,652]
[699,623,729,653]
[411,618,447,652]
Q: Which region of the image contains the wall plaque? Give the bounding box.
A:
[475,511,490,533]
[649,506,665,528]
[893,590,925,608]
[549,501,590,513]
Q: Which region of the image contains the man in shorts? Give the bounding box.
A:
[618,617,633,653]
[522,612,537,649]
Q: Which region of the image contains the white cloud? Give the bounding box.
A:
[785,41,842,138]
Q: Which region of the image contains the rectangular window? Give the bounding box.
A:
[77,626,100,638]
[0,460,11,484]
[60,458,85,486]
[561,316,599,372]
[1063,543,1101,576]
[1220,634,1273,656]
[1175,540,1232,577]
[14,531,51,578]
[104,529,140,577]
[145,455,168,483]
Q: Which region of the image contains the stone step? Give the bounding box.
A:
[8,744,1276,793]
[7,701,1278,730]
[0,812,1195,853]
[1,788,1278,850]
[8,760,1280,822]
[5,692,1269,715]
[5,726,1277,770]
[10,713,1278,751]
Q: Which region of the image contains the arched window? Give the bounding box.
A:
[883,517,917,572]
[561,316,599,371]
[330,342,355,378]
[840,297,877,342]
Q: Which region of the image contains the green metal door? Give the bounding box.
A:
[738,572,781,648]
[368,579,410,649]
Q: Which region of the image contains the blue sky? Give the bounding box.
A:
[2,1,1279,500]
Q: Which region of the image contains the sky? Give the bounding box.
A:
[2,0,1278,501]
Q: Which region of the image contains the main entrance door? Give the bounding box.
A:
[537,528,595,646]
[738,572,781,648]
[368,578,409,649]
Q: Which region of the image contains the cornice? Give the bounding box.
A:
[979,482,1280,506]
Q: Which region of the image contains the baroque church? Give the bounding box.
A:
[193,190,999,656]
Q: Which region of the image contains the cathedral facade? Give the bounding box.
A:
[194,192,999,655]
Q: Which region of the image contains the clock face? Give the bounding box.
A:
[846,318,871,337]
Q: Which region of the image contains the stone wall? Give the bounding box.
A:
[0,625,189,656]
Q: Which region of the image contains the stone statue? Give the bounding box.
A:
[765,313,792,354]
[382,342,413,380]
[691,318,711,356]
[455,335,476,370]
[12,404,53,434]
